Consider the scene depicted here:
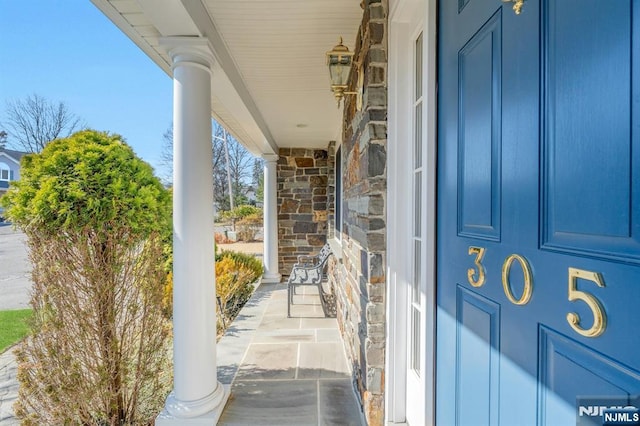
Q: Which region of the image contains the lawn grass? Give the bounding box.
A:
[0,309,32,353]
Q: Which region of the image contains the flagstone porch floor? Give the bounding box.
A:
[217,281,364,426]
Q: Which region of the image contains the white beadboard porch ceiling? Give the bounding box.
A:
[91,0,363,156]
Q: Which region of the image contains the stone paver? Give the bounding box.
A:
[318,380,364,426]
[235,343,299,380]
[220,380,318,425]
[298,342,350,379]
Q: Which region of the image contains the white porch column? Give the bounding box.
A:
[157,37,227,425]
[261,154,281,283]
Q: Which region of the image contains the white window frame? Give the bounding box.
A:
[386,0,437,424]
[0,162,10,182]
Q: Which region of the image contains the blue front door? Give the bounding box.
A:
[436,0,640,424]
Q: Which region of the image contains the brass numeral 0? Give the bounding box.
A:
[501,254,533,305]
[567,268,607,338]
[467,246,486,288]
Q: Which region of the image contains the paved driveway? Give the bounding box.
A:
[0,224,31,311]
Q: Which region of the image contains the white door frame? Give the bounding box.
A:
[386,0,437,424]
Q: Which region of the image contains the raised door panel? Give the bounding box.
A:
[542,0,640,263]
[457,10,502,241]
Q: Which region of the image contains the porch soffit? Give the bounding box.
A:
[91,0,363,154]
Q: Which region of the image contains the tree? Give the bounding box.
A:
[222,126,253,208]
[159,125,173,184]
[256,172,264,203]
[252,158,264,204]
[4,94,83,153]
[0,130,7,150]
[252,157,263,188]
[2,130,172,424]
[161,122,256,211]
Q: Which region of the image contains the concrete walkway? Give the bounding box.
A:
[217,282,364,425]
[0,224,31,311]
[0,349,18,425]
[218,241,264,261]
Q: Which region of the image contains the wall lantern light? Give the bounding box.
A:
[326,37,362,109]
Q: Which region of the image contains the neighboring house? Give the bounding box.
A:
[0,148,26,195]
[243,185,260,207]
[92,1,640,425]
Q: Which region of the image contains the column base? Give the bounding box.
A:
[156,383,229,425]
[261,272,282,284]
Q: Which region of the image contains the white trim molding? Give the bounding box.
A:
[386,0,437,424]
[0,153,20,165]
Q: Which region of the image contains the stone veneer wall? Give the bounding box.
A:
[328,0,388,424]
[277,148,328,275]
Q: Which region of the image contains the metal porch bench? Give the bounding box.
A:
[287,243,334,318]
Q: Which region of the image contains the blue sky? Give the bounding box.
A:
[0,0,173,178]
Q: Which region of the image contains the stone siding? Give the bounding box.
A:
[330,0,388,424]
[277,148,329,275]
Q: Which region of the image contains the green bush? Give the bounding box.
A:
[163,248,263,335]
[237,212,263,242]
[217,249,263,278]
[3,131,170,236]
[2,130,172,425]
[215,250,263,330]
[219,204,262,222]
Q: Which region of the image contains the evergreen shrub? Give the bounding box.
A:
[2,130,172,425]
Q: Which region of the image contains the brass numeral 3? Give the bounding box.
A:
[467,246,486,287]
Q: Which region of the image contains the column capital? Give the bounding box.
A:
[262,153,279,162]
[160,37,216,71]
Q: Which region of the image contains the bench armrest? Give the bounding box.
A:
[296,254,319,265]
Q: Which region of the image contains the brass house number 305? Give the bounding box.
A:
[467,246,608,338]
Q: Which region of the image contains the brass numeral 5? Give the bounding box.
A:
[567,268,607,338]
[467,246,486,287]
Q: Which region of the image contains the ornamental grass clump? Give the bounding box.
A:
[162,248,262,335]
[1,130,172,425]
[215,250,263,327]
